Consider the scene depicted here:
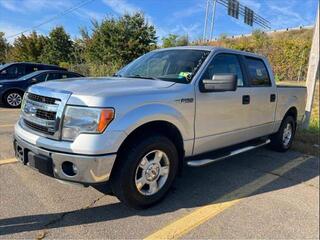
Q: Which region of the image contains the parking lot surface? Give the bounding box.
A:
[0,108,319,239]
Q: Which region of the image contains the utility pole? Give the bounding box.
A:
[302,3,319,129]
[203,0,210,42]
[209,0,217,41]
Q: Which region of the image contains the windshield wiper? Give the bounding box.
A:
[125,74,158,80]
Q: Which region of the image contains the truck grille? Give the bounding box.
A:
[27,92,58,105]
[21,92,61,137]
[36,109,56,120]
[23,119,55,135]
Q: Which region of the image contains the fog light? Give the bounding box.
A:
[61,161,78,176]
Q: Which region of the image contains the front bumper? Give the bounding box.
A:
[14,134,117,184]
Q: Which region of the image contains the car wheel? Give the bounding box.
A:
[111,135,179,209]
[270,115,296,152]
[4,91,23,108]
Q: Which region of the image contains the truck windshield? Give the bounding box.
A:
[116,49,210,84]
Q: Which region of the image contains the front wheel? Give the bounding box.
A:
[4,91,23,108]
[270,115,296,152]
[111,135,179,209]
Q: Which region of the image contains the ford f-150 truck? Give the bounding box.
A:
[13,47,306,208]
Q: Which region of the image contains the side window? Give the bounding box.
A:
[25,65,38,74]
[202,54,244,86]
[46,73,61,81]
[61,73,68,79]
[245,57,271,86]
[34,73,47,82]
[6,64,26,78]
[67,73,80,78]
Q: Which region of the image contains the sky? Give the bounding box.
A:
[0,0,318,43]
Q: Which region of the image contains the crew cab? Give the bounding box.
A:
[13,47,306,208]
[0,70,83,107]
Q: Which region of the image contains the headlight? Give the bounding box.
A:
[62,106,114,141]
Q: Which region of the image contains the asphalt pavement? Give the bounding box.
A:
[0,107,319,239]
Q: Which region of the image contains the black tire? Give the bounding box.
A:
[111,135,179,209]
[269,115,296,152]
[4,91,23,108]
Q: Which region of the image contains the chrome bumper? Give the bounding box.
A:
[14,134,117,184]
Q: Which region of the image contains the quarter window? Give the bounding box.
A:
[202,54,244,86]
[245,57,271,86]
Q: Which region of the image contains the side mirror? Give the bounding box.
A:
[31,78,37,83]
[200,74,237,92]
[0,70,6,75]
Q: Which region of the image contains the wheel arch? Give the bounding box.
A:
[112,120,185,178]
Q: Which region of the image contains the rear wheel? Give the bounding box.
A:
[111,135,179,209]
[4,91,23,108]
[270,115,296,152]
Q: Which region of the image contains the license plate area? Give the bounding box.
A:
[14,141,27,163]
[14,140,53,176]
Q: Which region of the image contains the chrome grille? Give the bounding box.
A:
[36,109,56,120]
[21,92,61,137]
[27,93,58,105]
[23,119,55,135]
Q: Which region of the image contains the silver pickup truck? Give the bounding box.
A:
[14,46,306,208]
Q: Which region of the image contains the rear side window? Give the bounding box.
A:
[46,73,62,81]
[25,65,39,74]
[245,57,271,86]
[67,73,80,78]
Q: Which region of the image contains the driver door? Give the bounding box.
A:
[194,53,252,155]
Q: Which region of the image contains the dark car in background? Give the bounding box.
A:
[0,62,66,80]
[0,70,83,107]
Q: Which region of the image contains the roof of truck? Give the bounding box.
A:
[155,46,265,58]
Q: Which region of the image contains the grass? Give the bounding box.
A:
[278,81,319,155]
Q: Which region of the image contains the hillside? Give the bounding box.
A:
[203,28,314,82]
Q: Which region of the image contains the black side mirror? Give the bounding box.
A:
[200,74,237,92]
[31,78,37,83]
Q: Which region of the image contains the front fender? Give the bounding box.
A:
[108,103,193,141]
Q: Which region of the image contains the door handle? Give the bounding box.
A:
[270,94,276,102]
[242,95,250,105]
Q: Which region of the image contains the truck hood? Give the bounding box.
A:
[32,77,178,106]
[36,77,175,97]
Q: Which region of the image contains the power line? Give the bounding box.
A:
[6,0,95,39]
[203,0,270,41]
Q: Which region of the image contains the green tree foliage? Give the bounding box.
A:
[162,34,189,48]
[207,29,313,81]
[85,13,157,66]
[40,26,73,65]
[7,31,48,62]
[0,32,9,63]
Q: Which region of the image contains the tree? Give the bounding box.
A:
[0,32,8,63]
[85,13,157,65]
[162,34,189,48]
[41,26,73,65]
[8,31,47,62]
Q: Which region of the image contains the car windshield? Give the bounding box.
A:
[17,71,42,80]
[0,63,10,71]
[116,49,210,83]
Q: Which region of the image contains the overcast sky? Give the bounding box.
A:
[0,0,318,43]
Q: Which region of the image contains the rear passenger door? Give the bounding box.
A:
[244,56,276,135]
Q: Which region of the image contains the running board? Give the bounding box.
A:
[187,139,270,167]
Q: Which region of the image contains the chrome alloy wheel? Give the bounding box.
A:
[7,93,22,107]
[282,123,293,146]
[135,150,170,196]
